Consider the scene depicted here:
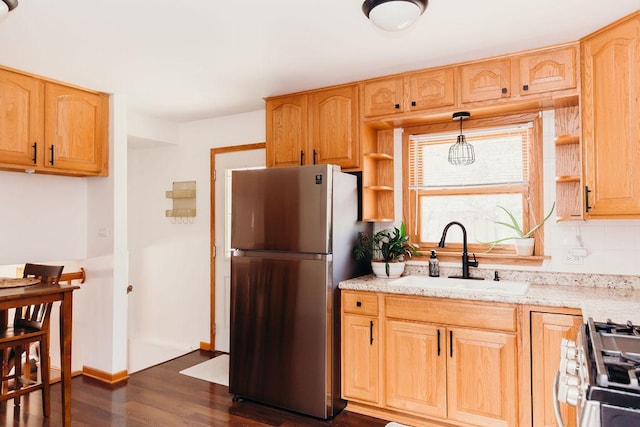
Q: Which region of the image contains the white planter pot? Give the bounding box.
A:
[515,237,535,256]
[372,261,405,278]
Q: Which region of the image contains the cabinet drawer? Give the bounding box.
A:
[342,291,378,316]
[385,296,517,332]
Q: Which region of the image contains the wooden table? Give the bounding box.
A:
[0,283,79,426]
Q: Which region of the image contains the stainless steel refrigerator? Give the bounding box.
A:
[229,164,369,419]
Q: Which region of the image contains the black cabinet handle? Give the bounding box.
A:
[369,320,374,346]
[411,101,416,107]
[394,103,400,109]
[300,150,304,165]
[585,186,592,212]
[313,149,317,165]
[501,87,508,94]
[437,329,441,356]
[450,330,453,357]
[32,142,37,164]
[522,84,529,91]
[49,145,55,166]
[356,301,362,307]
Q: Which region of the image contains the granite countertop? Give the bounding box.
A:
[339,269,640,325]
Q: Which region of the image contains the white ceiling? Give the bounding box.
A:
[0,1,638,123]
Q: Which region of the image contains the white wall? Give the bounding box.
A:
[127,109,265,371]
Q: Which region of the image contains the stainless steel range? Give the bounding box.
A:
[555,318,640,427]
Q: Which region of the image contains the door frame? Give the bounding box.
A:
[205,142,266,351]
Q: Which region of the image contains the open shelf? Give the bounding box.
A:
[554,107,582,220]
[362,127,395,222]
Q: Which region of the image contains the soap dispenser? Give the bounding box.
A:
[429,250,439,277]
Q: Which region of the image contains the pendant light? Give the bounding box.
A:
[362,0,429,32]
[448,112,475,166]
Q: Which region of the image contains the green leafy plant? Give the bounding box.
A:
[354,222,419,277]
[482,202,555,250]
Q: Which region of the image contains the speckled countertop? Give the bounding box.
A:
[339,265,640,324]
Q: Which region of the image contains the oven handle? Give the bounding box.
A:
[553,369,567,427]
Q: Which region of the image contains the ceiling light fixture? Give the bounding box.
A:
[362,0,428,32]
[448,112,475,166]
[0,0,18,19]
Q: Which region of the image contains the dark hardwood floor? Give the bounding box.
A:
[0,350,390,426]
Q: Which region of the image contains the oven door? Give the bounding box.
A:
[601,403,640,427]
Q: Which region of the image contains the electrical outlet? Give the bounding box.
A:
[564,249,582,265]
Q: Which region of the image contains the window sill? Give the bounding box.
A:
[414,250,548,267]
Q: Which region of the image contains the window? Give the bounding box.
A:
[403,113,543,256]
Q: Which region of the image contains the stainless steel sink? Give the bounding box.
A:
[388,275,530,295]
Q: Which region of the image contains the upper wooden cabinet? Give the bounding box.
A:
[266,84,360,170]
[0,67,109,176]
[581,12,640,218]
[518,45,577,96]
[265,94,308,168]
[459,58,512,104]
[363,68,455,117]
[44,82,109,175]
[0,69,42,167]
[460,44,578,105]
[362,43,578,120]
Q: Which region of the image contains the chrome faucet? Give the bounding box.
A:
[437,221,480,280]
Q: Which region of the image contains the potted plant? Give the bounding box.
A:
[483,202,555,255]
[354,222,419,278]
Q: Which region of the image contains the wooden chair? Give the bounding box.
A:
[0,263,64,417]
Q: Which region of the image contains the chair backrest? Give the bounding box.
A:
[22,263,64,285]
[16,263,64,329]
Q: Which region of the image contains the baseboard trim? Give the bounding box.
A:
[82,365,129,385]
[199,341,213,351]
[49,366,83,384]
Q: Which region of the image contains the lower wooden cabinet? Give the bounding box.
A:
[530,311,582,427]
[342,291,520,427]
[385,320,447,418]
[448,327,517,427]
[341,291,380,404]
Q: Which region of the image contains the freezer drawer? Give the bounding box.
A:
[229,251,340,418]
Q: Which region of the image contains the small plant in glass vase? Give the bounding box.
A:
[354,222,419,278]
[484,202,555,256]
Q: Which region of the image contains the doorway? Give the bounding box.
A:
[209,143,265,352]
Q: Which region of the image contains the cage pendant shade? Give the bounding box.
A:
[448,134,475,166]
[448,112,475,166]
[362,0,428,32]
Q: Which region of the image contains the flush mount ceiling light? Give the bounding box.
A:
[448,112,475,166]
[0,0,18,19]
[362,0,428,32]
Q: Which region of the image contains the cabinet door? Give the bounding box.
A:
[309,85,360,170]
[363,77,404,117]
[518,45,577,96]
[265,94,308,168]
[342,313,380,404]
[44,82,108,175]
[448,327,518,427]
[385,320,447,418]
[460,59,511,104]
[0,70,43,167]
[407,68,455,111]
[582,15,640,216]
[531,312,582,427]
